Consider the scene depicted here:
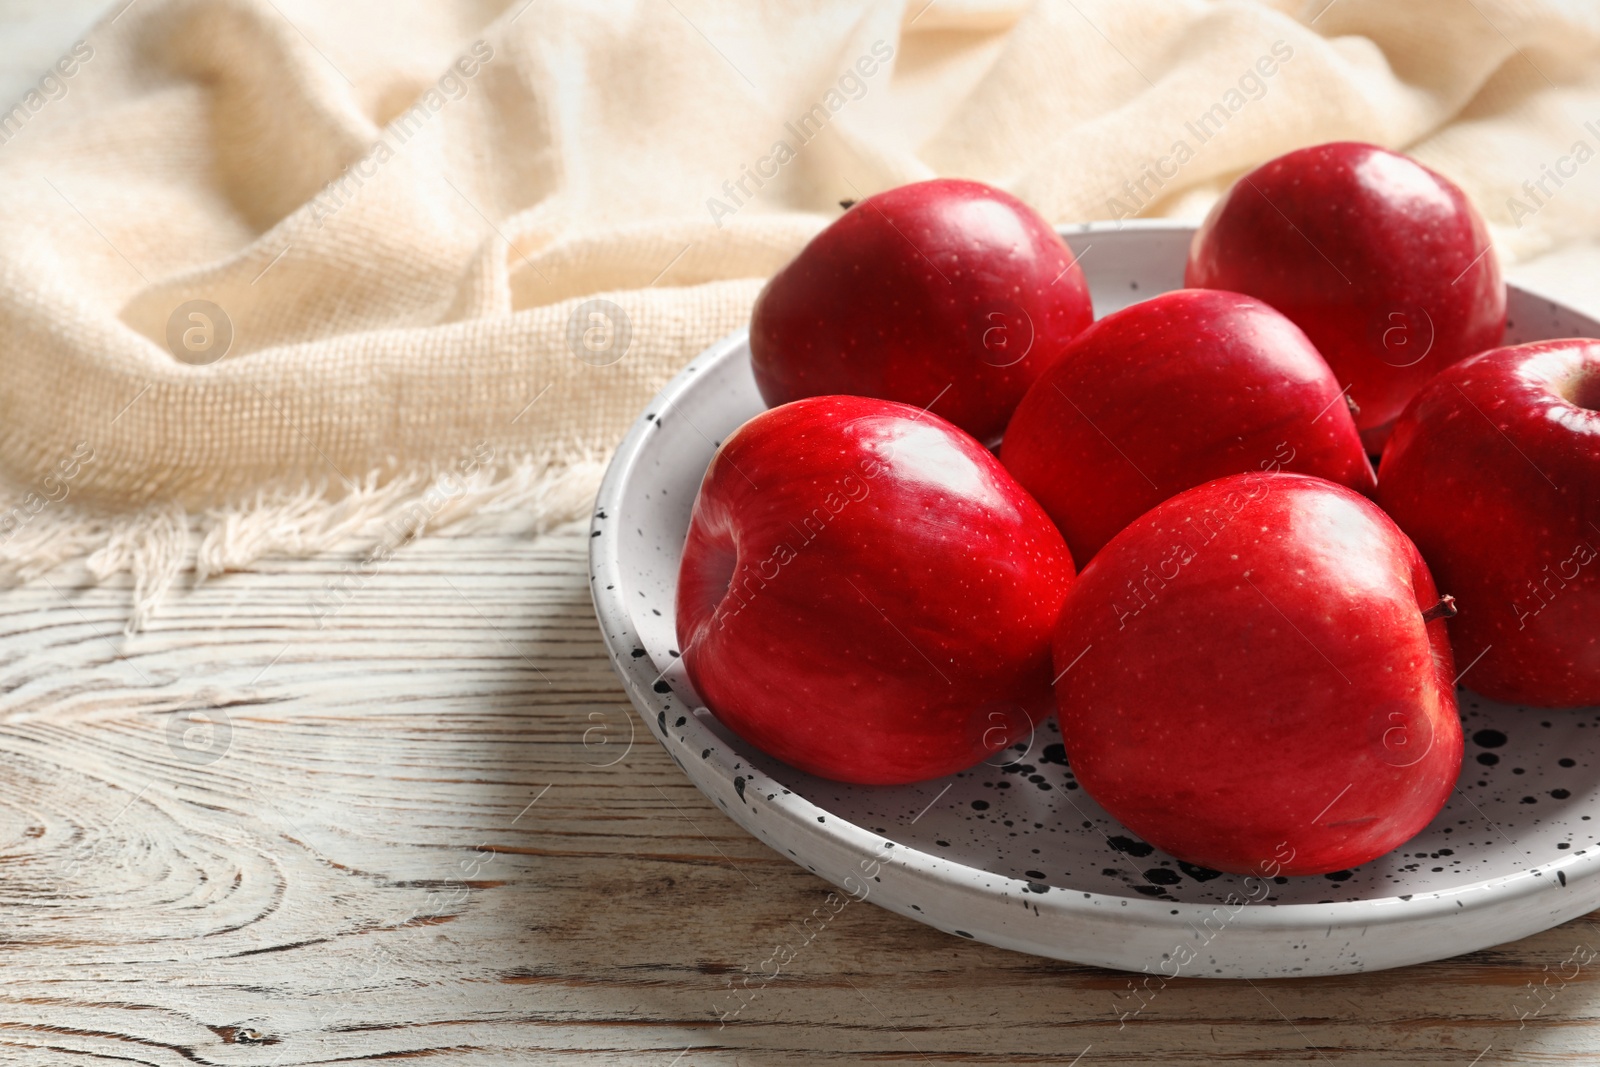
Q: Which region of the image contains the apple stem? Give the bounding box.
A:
[1345,393,1361,419]
[839,198,857,210]
[1421,595,1458,623]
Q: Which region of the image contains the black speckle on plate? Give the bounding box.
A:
[1108,835,1155,858]
[1178,861,1224,882]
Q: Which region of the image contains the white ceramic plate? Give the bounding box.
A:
[589,220,1600,978]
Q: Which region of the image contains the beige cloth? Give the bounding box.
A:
[1,0,1597,626]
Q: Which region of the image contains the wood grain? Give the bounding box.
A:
[3,516,1599,1066]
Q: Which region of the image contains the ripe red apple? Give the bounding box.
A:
[749,179,1094,444]
[1185,142,1505,449]
[1378,340,1600,707]
[676,395,1075,785]
[1001,288,1375,563]
[1053,473,1461,876]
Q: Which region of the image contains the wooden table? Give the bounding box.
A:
[3,515,1598,1066]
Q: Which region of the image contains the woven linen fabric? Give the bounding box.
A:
[0,0,1596,626]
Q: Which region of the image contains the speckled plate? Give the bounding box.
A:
[589,220,1600,978]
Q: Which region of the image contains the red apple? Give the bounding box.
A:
[749,179,1094,444]
[1378,340,1600,707]
[1053,473,1461,876]
[1185,142,1506,449]
[676,395,1075,785]
[1001,288,1375,563]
